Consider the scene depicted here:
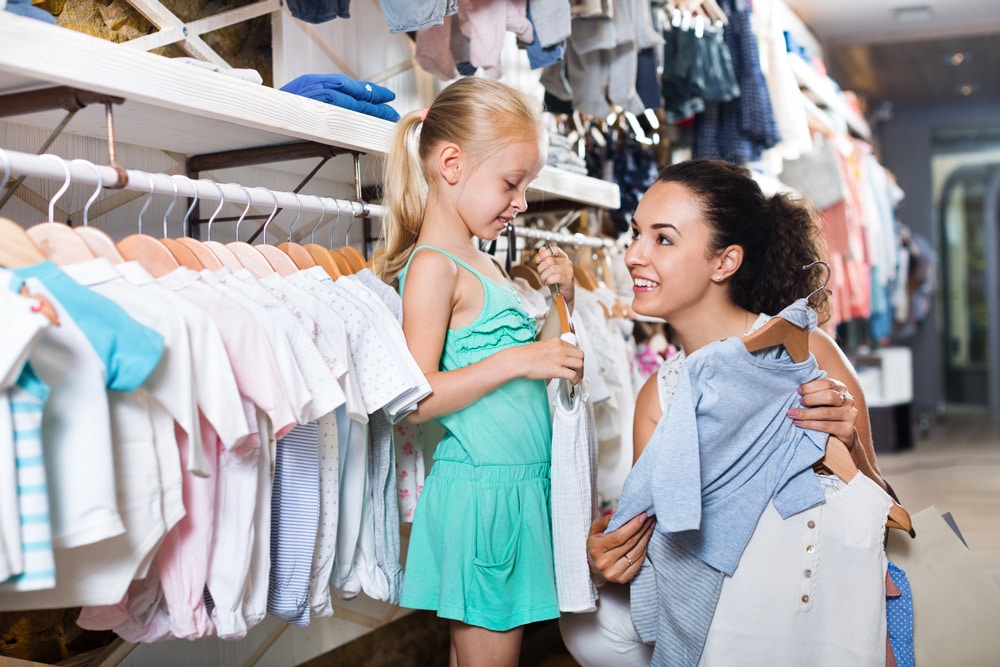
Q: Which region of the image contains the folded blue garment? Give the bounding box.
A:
[281,73,396,104]
[5,0,56,23]
[286,85,400,122]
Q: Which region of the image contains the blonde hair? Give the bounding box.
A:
[375,78,546,285]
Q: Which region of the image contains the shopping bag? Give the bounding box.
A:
[886,505,1000,665]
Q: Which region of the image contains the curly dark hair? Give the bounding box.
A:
[655,159,831,323]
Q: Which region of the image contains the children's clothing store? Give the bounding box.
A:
[1,0,998,665]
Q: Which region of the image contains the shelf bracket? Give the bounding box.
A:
[185,141,362,242]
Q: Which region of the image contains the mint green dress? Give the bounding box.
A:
[397,245,559,630]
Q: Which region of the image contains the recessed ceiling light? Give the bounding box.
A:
[957,84,978,97]
[893,4,932,22]
[947,52,970,66]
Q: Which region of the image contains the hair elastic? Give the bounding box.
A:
[419,107,429,122]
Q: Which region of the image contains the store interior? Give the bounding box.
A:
[1,0,999,664]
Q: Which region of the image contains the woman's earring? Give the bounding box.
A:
[713,275,722,282]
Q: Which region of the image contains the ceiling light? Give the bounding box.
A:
[892,4,932,22]
[956,84,978,97]
[945,52,973,66]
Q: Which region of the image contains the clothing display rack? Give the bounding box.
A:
[511,224,614,249]
[0,147,381,242]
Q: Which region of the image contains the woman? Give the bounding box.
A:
[561,159,894,666]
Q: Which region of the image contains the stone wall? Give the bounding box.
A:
[34,0,273,86]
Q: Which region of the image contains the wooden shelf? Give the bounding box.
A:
[0,13,620,209]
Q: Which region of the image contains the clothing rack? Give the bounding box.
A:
[511,224,614,249]
[0,147,383,237]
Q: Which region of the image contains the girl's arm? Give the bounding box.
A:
[401,249,584,425]
[793,327,887,489]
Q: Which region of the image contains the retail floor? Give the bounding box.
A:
[320,411,1000,667]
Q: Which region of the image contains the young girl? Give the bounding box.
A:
[375,77,585,665]
[561,159,895,665]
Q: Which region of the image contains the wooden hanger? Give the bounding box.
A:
[0,151,45,267]
[328,249,353,275]
[340,246,367,273]
[249,187,299,276]
[225,185,277,278]
[742,316,810,363]
[511,263,543,290]
[305,243,343,279]
[278,241,316,269]
[115,178,183,277]
[272,195,316,270]
[174,237,223,270]
[0,217,47,267]
[118,233,181,277]
[160,237,204,270]
[815,436,913,535]
[26,155,98,265]
[68,159,126,264]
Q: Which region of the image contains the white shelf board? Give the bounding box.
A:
[0,13,621,210]
[789,54,871,141]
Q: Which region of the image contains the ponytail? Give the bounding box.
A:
[375,111,428,286]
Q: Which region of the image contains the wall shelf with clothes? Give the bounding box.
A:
[0,13,620,238]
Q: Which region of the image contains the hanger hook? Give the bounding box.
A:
[328,198,345,248]
[0,147,10,191]
[174,175,199,238]
[162,175,179,237]
[233,183,252,239]
[308,195,327,243]
[206,181,226,241]
[286,193,303,242]
[260,187,280,245]
[802,260,832,302]
[71,159,103,227]
[137,177,156,235]
[40,153,72,224]
[343,200,358,248]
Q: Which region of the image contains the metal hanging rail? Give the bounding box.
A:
[0,147,383,229]
[510,223,613,249]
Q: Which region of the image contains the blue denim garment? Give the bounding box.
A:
[285,0,350,24]
[378,0,457,34]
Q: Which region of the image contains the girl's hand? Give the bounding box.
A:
[513,337,585,384]
[787,376,858,448]
[536,245,576,309]
[587,513,655,584]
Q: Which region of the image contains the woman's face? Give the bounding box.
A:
[625,181,720,321]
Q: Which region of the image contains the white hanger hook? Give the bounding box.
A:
[137,177,156,235]
[233,183,252,239]
[174,175,199,238]
[71,159,103,227]
[260,187,279,245]
[329,198,345,248]
[286,193,303,242]
[206,181,226,241]
[162,175,179,237]
[343,200,358,248]
[308,195,327,243]
[40,153,72,224]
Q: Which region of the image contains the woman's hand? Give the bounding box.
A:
[536,245,576,310]
[787,376,858,448]
[586,513,655,584]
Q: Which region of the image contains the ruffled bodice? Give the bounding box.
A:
[399,246,551,466]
